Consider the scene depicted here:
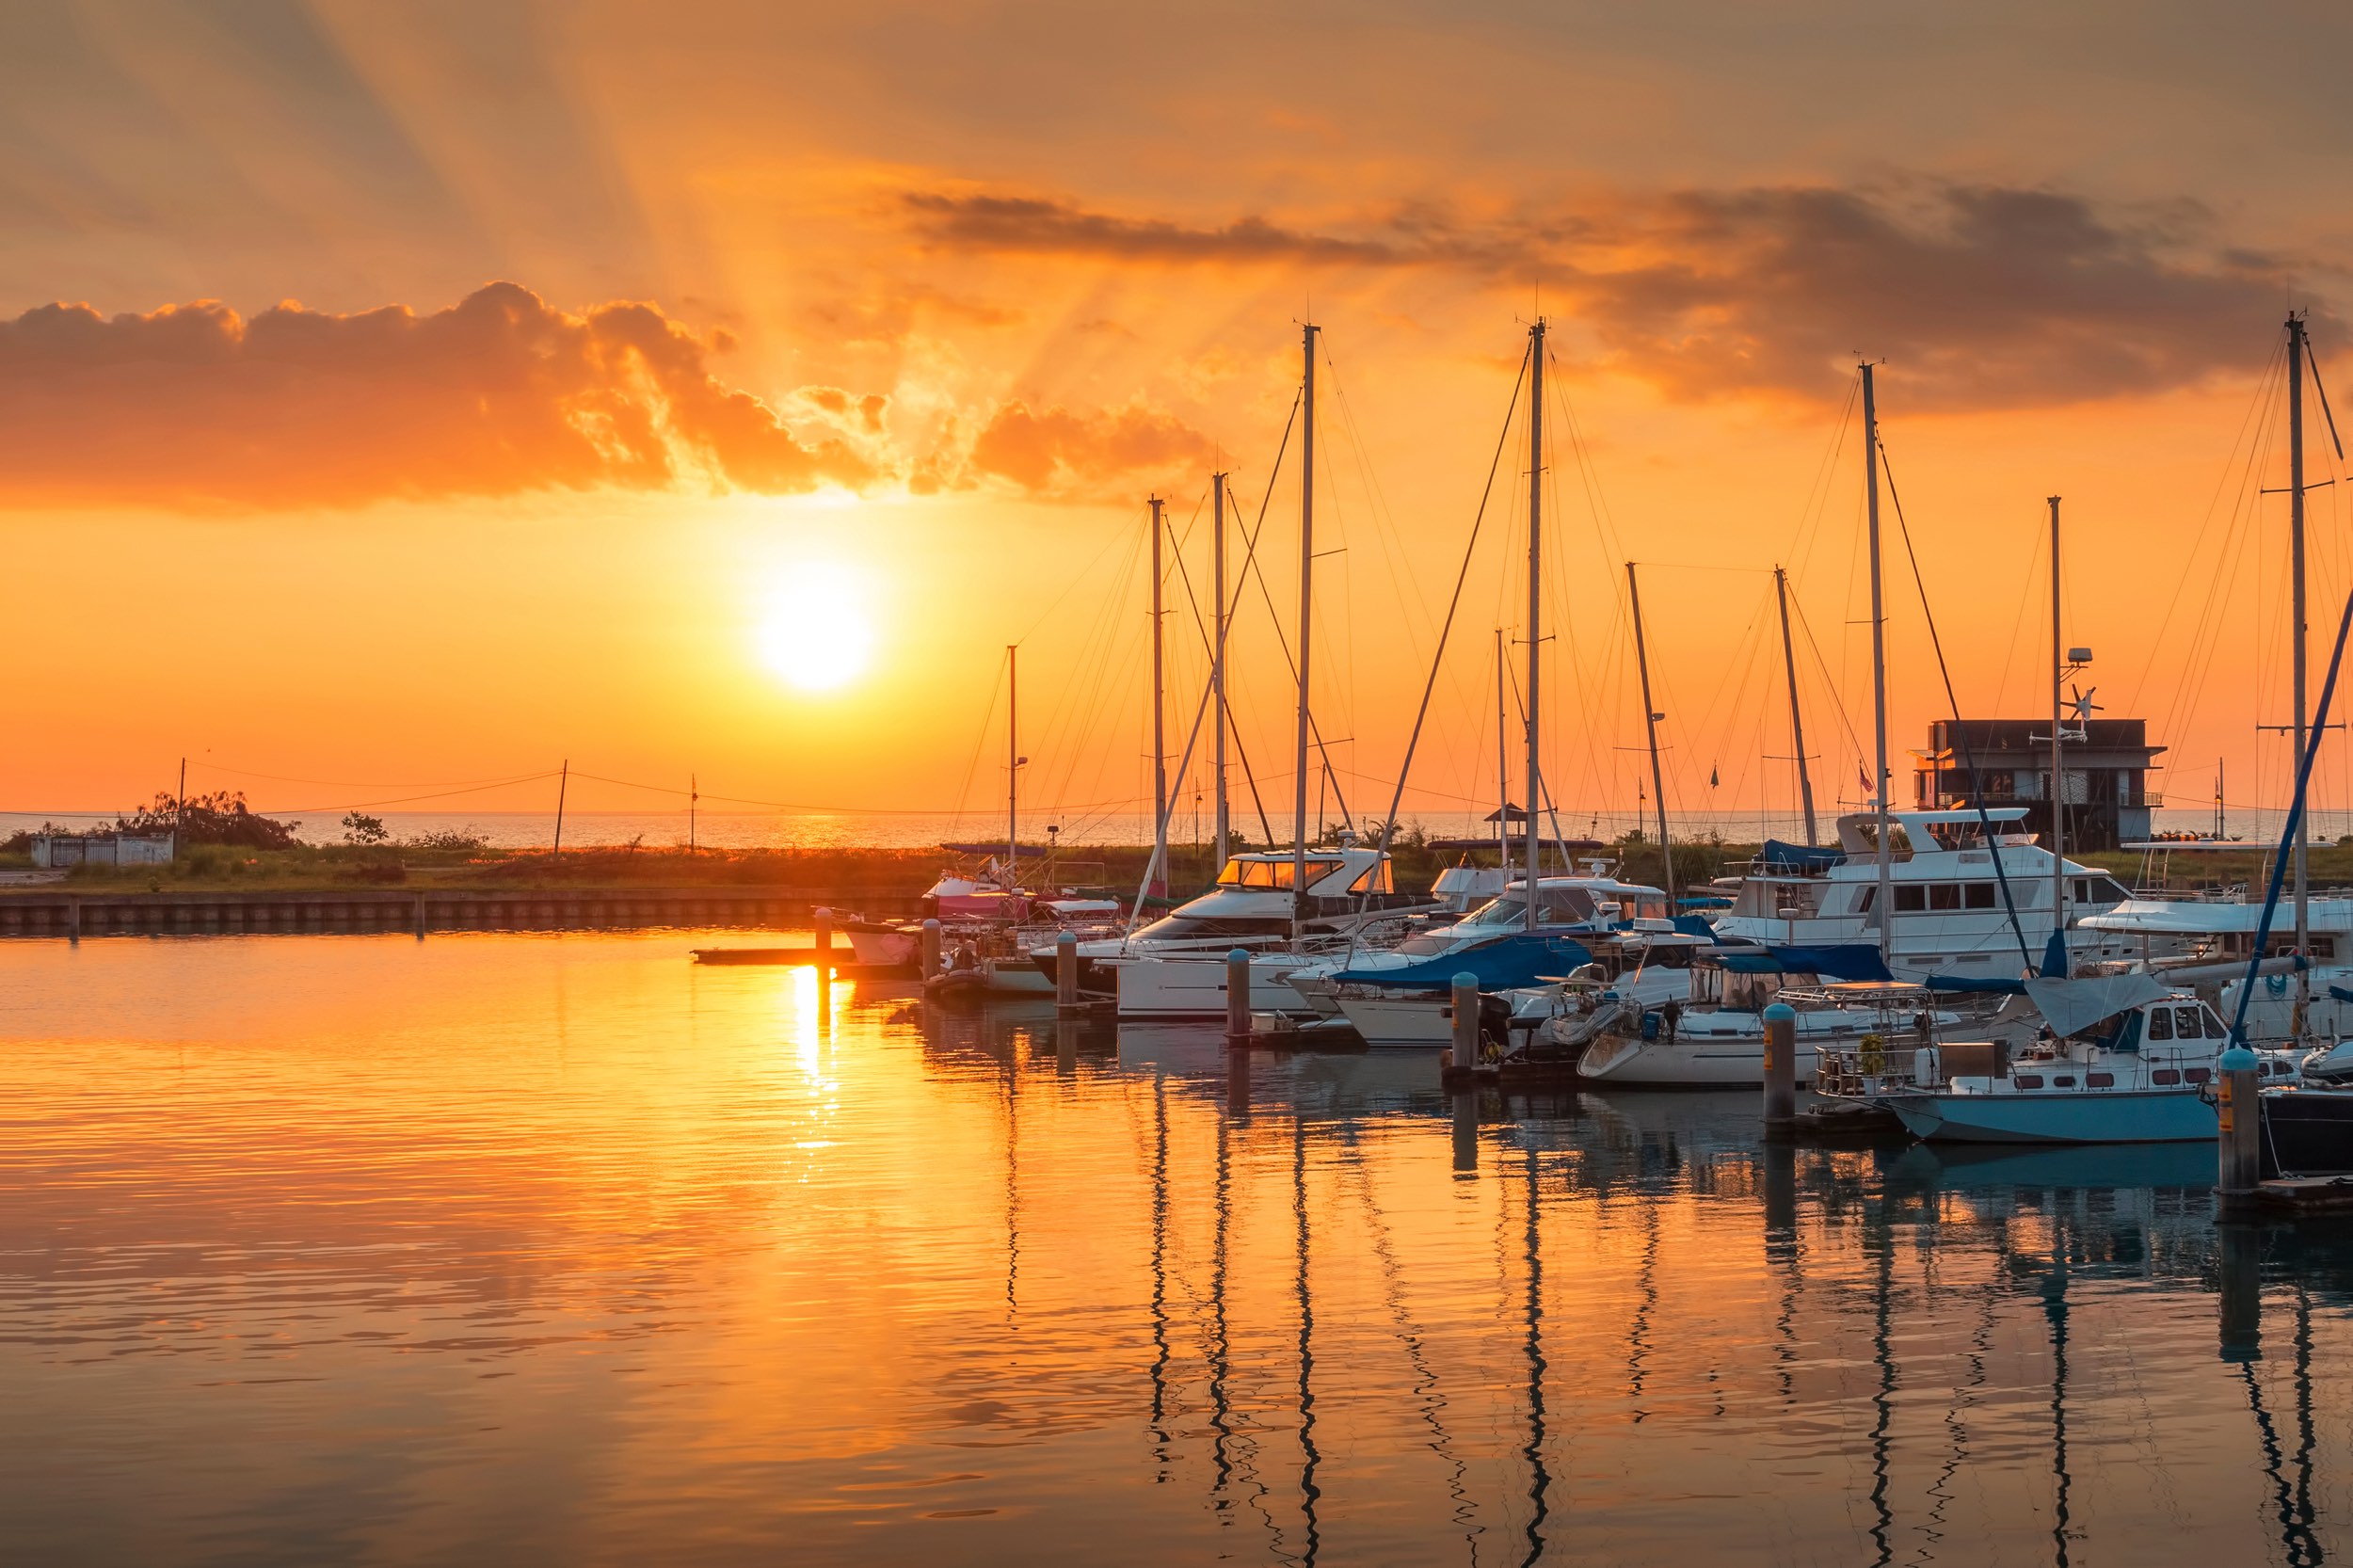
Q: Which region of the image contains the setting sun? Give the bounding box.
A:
[758,565,876,692]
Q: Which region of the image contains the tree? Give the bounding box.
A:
[342,812,390,845]
[112,790,301,850]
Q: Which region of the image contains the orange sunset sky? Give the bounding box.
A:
[7,3,2353,838]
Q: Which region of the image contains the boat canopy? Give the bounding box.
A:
[1329,932,1592,991]
[1760,840,1841,872]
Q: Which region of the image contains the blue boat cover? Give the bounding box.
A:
[1721,952,1783,974]
[1767,943,1895,983]
[1672,914,1720,938]
[1332,932,1593,990]
[2040,929,2071,980]
[1762,840,1842,872]
[2329,984,2353,1004]
[1924,974,2029,995]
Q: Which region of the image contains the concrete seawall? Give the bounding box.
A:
[0,888,927,938]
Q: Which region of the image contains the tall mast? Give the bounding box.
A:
[2289,313,2312,1019]
[1773,565,1818,845]
[1292,325,1318,937]
[1627,561,1674,905]
[2048,497,2063,968]
[1212,473,1230,867]
[1497,628,1510,867]
[1007,644,1019,877]
[1149,496,1167,886]
[1862,362,1893,963]
[1525,317,1545,931]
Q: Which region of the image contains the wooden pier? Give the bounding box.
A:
[0,888,922,938]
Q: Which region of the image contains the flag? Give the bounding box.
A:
[1855,761,1871,794]
[1709,765,1720,789]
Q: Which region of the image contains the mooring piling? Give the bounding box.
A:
[920,918,942,980]
[1450,972,1480,1072]
[1762,1001,1797,1138]
[1055,930,1080,1012]
[2217,1044,2263,1209]
[1225,949,1252,1047]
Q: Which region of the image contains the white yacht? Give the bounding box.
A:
[2074,893,2353,1041]
[1711,808,2138,980]
[1030,843,1438,1017]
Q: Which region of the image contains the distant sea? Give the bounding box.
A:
[2,806,2329,852]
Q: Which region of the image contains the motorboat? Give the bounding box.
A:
[1710,808,2142,980]
[1284,872,1674,1045]
[1881,982,2303,1144]
[1570,949,1961,1087]
[1031,842,1440,1018]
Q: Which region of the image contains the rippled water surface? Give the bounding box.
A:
[5,931,2351,1565]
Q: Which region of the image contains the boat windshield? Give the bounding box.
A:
[1460,888,1603,927]
[1131,914,1296,942]
[1215,856,1345,889]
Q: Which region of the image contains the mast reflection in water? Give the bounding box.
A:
[7,932,2353,1564]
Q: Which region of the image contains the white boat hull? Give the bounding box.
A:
[1883,1087,2217,1144]
[1578,1031,1823,1086]
[1115,955,1313,1019]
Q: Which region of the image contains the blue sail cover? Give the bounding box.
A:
[1766,943,1896,983]
[1672,914,1720,938]
[1762,840,1842,872]
[1924,974,2029,995]
[2040,929,2071,980]
[1331,932,1593,990]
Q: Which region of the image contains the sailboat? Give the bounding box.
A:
[1038,334,1437,1016]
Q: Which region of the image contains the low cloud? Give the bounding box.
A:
[0,282,880,509]
[906,183,2321,408]
[965,398,1212,495]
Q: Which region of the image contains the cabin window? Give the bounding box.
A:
[1346,863,1395,895]
[2153,1069,2181,1086]
[1965,884,1996,909]
[2053,1076,2077,1087]
[1894,886,1927,912]
[2015,1074,2045,1088]
[2073,878,2091,904]
[2092,877,2131,904]
[2088,1072,2116,1088]
[2184,1067,2213,1085]
[2147,1008,2173,1042]
[2174,1006,2204,1040]
[1929,884,1960,911]
[2315,936,2340,961]
[1855,888,1875,913]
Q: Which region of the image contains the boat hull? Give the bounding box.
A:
[982,957,1054,995]
[1883,1087,2217,1144]
[1114,955,1313,1019]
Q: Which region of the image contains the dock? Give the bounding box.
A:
[0,888,920,938]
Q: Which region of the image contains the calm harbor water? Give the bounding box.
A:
[3,932,2349,1565]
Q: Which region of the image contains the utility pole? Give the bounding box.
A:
[1211,472,1229,869]
[1291,325,1318,937]
[1862,363,1893,964]
[553,760,568,856]
[1525,317,1545,930]
[175,756,186,858]
[1773,567,1818,846]
[690,774,697,854]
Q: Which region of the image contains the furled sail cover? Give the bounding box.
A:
[1331,933,1592,990]
[2024,973,2171,1038]
[1766,943,1896,983]
[1761,840,1842,872]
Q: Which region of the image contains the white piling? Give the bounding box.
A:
[1451,972,1481,1071]
[1056,930,1080,1013]
[920,918,942,980]
[1225,948,1253,1047]
[813,907,833,979]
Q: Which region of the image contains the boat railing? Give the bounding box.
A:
[1814,1043,1925,1099]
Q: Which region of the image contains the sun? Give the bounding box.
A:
[757,565,876,692]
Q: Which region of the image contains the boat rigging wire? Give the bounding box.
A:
[1875,437,2037,971]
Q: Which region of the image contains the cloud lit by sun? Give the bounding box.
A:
[758,564,877,693]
